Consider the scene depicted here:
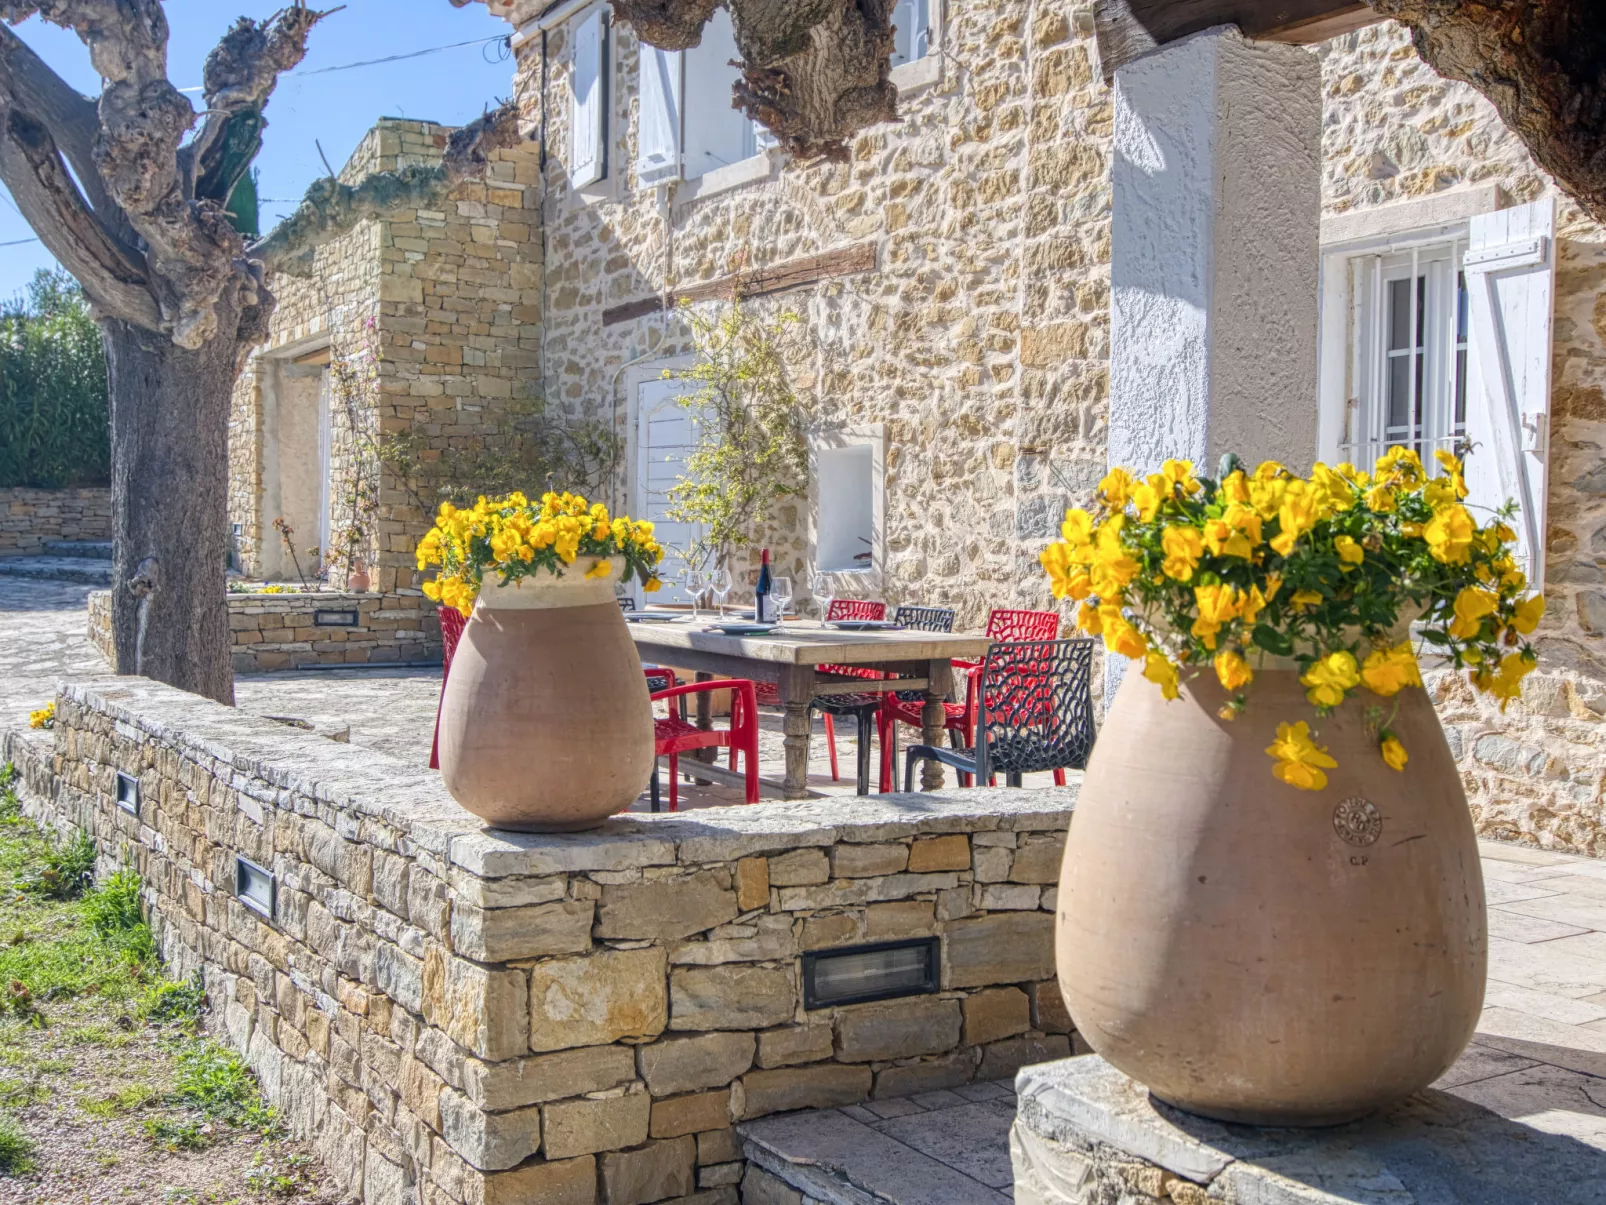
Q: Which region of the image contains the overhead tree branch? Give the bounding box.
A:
[609,0,720,50]
[1368,0,1606,227]
[249,101,521,275]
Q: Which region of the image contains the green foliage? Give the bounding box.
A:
[0,766,18,825]
[141,971,207,1025]
[83,869,154,964]
[666,304,809,569]
[142,1116,212,1151]
[19,831,95,901]
[0,1114,34,1175]
[244,1149,318,1197]
[0,270,108,489]
[172,1039,277,1132]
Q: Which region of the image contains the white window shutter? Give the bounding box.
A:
[1462,197,1556,586]
[890,0,929,66]
[753,119,777,151]
[570,9,606,188]
[636,44,682,185]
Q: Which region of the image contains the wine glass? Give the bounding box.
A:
[771,576,793,629]
[710,568,732,621]
[809,569,834,624]
[683,567,706,621]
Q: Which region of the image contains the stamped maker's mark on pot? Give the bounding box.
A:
[1333,796,1383,847]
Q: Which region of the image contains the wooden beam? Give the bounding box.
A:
[1093,0,1382,81]
[601,241,877,327]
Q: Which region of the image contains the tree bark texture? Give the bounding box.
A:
[1369,0,1606,227]
[103,311,238,705]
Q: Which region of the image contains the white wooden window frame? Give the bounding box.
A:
[569,7,609,188]
[1317,191,1557,585]
[808,425,886,586]
[889,0,942,91]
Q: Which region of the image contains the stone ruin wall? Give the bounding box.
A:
[1319,23,1606,855]
[519,0,1112,630]
[21,678,1078,1205]
[0,486,111,556]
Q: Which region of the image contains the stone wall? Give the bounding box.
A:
[0,486,111,555]
[517,1,1110,627]
[29,677,1077,1205]
[1318,24,1606,855]
[85,589,442,673]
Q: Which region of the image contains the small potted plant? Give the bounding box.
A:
[1041,449,1542,1125]
[418,490,665,831]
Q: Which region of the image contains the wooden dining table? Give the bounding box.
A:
[626,619,994,799]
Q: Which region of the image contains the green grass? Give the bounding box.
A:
[0,1115,34,1175]
[172,1041,277,1132]
[82,1082,158,1116]
[142,1116,213,1152]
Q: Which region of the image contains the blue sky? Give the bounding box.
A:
[0,1,517,301]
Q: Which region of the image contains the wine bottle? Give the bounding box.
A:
[755,548,773,622]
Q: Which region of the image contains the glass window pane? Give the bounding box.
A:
[1415,276,1427,347]
[1388,355,1413,433]
[1388,278,1412,350]
[1454,348,1468,432]
[1456,271,1468,343]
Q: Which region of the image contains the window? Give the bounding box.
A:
[812,428,883,575]
[635,7,772,187]
[1319,197,1557,585]
[1338,241,1468,471]
[571,7,609,187]
[890,0,932,66]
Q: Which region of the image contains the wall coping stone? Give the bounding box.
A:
[57,678,1079,879]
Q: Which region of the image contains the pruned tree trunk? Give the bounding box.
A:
[103,312,238,704]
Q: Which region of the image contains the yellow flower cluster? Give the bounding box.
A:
[1039,447,1546,791]
[28,702,54,730]
[416,491,666,617]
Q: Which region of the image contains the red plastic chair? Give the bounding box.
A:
[754,599,886,784]
[428,606,468,771]
[878,607,1062,790]
[649,674,761,810]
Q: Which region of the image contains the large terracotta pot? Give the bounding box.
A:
[437,558,654,831]
[1057,668,1486,1125]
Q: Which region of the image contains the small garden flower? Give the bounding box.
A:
[1038,447,1544,789]
[28,703,54,730]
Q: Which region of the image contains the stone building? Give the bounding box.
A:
[229,4,1604,853]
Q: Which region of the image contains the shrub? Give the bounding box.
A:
[142,972,207,1024]
[20,832,95,901]
[0,270,109,489]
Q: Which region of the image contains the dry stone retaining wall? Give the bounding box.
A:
[29,678,1076,1205]
[85,590,443,672]
[0,486,111,555]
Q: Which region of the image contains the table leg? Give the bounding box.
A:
[777,665,817,801]
[920,660,955,792]
[693,671,715,785]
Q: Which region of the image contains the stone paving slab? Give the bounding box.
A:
[0,555,111,585]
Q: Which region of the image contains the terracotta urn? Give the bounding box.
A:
[437,557,655,831]
[1056,668,1486,1125]
[345,561,370,593]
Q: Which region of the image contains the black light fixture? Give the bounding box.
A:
[235,856,276,920]
[114,771,140,816]
[801,937,941,1009]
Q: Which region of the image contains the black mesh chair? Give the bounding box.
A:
[903,639,1096,791]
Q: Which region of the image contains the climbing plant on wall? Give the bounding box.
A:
[0,271,109,490]
[667,303,809,570]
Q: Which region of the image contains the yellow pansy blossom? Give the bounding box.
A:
[1425,503,1475,564]
[1214,649,1253,692]
[1449,586,1498,640]
[1161,525,1204,581]
[1220,470,1252,506]
[1075,600,1103,635]
[584,559,613,580]
[1158,459,1203,497]
[1376,446,1424,487]
[1130,481,1164,522]
[1290,589,1323,610]
[1100,607,1148,659]
[1266,721,1338,791]
[1381,735,1408,772]
[1061,508,1095,546]
[1098,467,1135,509]
[1510,594,1545,635]
[1143,651,1181,700]
[1301,649,1361,709]
[1360,641,1422,697]
[1334,535,1364,569]
[1270,484,1320,557]
[1473,652,1537,709]
[1364,484,1397,512]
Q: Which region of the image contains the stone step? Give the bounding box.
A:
[42,540,112,560]
[739,1080,1019,1204]
[0,556,113,586]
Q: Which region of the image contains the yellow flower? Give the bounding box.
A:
[1220,470,1251,506]
[1160,525,1204,581]
[1089,517,1140,596]
[584,559,612,580]
[1510,593,1545,636]
[1214,649,1253,692]
[1425,504,1475,564]
[1266,721,1338,792]
[1473,652,1536,709]
[1191,582,1246,649]
[1159,458,1203,497]
[1202,505,1259,559]
[643,576,663,593]
[1334,535,1364,570]
[1290,589,1324,610]
[1301,649,1360,709]
[1040,544,1093,601]
[1248,475,1288,521]
[1130,482,1163,522]
[1060,508,1095,547]
[1098,467,1135,509]
[1075,600,1103,635]
[1376,446,1424,487]
[1270,483,1320,557]
[1310,463,1358,513]
[1365,484,1397,513]
[28,702,54,730]
[1381,735,1408,772]
[1100,607,1148,659]
[1360,641,1421,697]
[1449,587,1498,640]
[1142,652,1181,700]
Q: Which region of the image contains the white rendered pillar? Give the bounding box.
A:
[1103,26,1322,695]
[1106,25,1322,479]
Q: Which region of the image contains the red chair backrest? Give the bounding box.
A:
[439,606,467,674]
[822,599,888,680]
[986,608,1059,642]
[827,599,887,622]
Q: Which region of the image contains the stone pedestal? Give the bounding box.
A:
[1012,1055,1606,1205]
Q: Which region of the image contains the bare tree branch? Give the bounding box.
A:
[609,0,720,50]
[249,101,521,275]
